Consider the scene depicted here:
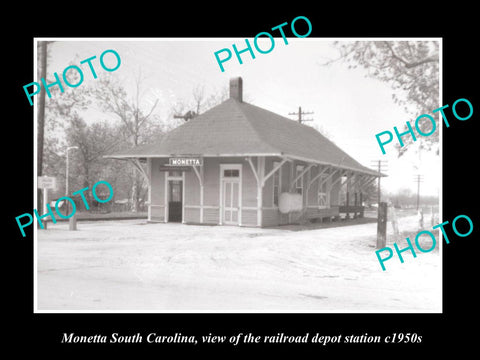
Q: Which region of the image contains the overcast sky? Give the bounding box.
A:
[39,38,441,197]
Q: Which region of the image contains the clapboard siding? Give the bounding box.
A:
[184,207,200,223]
[262,208,279,227]
[204,208,220,224]
[241,209,257,226]
[150,205,165,222]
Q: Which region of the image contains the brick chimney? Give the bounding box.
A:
[229,77,243,102]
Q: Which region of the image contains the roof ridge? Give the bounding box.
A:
[105,97,379,176]
[227,99,282,155]
[236,100,331,153]
[239,100,339,148]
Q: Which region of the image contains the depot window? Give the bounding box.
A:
[295,165,304,194]
[223,169,240,177]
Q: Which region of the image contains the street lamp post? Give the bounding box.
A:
[66,146,79,230]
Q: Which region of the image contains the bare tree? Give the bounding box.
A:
[325,41,440,156]
[42,55,92,205]
[171,84,229,125]
[65,115,121,209]
[93,72,162,212]
[192,84,205,116]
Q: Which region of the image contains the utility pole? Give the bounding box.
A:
[37,41,48,221]
[413,174,424,210]
[370,160,388,204]
[66,146,79,230]
[372,160,388,249]
[289,106,314,124]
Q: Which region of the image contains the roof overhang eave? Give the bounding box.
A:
[283,154,386,177]
[104,153,386,177]
[104,152,285,159]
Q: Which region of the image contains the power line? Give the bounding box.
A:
[370,160,388,204]
[288,106,314,124]
[413,174,424,210]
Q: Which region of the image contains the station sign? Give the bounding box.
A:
[38,176,57,189]
[168,157,203,166]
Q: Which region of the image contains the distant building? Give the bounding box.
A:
[107,77,381,227]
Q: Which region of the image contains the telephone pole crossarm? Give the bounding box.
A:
[289,106,314,124]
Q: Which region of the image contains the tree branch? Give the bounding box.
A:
[404,56,438,68]
[384,41,437,69]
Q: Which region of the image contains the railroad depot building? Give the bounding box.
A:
[107,77,381,227]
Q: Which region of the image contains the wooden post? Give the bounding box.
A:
[69,213,77,230]
[345,191,350,219]
[359,192,364,218]
[345,173,350,219]
[147,158,152,221]
[42,188,48,230]
[377,202,387,248]
[257,156,265,227]
[193,165,204,223]
[199,166,204,224]
[353,192,358,218]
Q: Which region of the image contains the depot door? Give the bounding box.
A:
[168,180,183,222]
[222,180,240,225]
[220,165,242,225]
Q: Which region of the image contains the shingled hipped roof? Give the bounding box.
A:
[107,93,379,177]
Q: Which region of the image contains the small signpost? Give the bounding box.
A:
[38,176,56,190]
[38,176,57,229]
